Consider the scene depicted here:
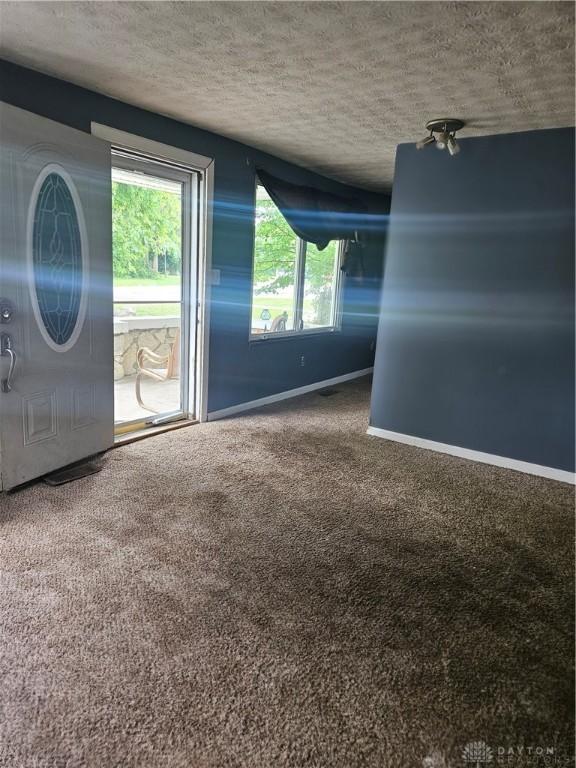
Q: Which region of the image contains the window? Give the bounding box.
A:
[250,184,343,338]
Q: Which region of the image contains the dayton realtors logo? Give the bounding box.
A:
[462,741,494,766]
[461,741,557,766]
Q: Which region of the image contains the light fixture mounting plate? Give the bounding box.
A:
[425,118,465,133]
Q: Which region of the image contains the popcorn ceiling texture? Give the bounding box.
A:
[0,1,574,191]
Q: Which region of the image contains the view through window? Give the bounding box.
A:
[251,184,342,336]
[112,162,187,428]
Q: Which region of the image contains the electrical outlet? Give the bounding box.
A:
[300,355,305,367]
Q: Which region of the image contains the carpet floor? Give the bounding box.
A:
[0,376,573,768]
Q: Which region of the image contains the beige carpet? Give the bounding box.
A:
[0,377,573,768]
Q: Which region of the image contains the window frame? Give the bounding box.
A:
[249,181,345,342]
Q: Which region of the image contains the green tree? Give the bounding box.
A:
[112,181,181,278]
[254,193,338,324]
[253,196,297,293]
[303,241,337,325]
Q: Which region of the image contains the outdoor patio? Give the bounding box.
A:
[114,374,181,424]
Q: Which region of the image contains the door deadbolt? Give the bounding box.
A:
[0,300,14,324]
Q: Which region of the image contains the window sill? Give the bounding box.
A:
[249,327,341,343]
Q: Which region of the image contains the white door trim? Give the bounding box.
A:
[207,368,373,421]
[90,122,214,422]
[366,425,575,484]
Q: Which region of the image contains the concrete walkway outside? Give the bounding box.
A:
[114,374,180,423]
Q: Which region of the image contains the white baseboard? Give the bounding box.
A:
[207,368,373,421]
[366,426,575,484]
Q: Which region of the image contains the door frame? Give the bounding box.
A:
[91,123,214,423]
[111,151,196,430]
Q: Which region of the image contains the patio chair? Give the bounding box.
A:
[135,328,180,413]
[270,312,288,332]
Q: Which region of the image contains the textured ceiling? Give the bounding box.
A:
[0,1,574,191]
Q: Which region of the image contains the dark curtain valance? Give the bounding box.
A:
[256,169,367,251]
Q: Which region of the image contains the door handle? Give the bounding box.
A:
[0,333,16,393]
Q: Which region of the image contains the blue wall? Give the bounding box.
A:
[0,60,389,412]
[370,127,575,472]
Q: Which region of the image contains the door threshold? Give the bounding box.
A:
[113,418,198,447]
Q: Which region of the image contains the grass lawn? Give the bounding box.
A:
[114,295,298,320]
[113,275,181,317]
[251,294,319,326]
[114,304,180,317]
[251,295,294,324]
[114,276,181,287]
[112,279,318,324]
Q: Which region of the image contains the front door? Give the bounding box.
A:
[0,103,113,490]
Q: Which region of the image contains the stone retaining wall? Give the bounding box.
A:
[113,316,180,381]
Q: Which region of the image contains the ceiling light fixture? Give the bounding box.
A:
[416,118,465,156]
[435,130,450,150]
[416,133,436,150]
[446,134,460,156]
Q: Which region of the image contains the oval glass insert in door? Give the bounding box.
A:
[30,167,87,351]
